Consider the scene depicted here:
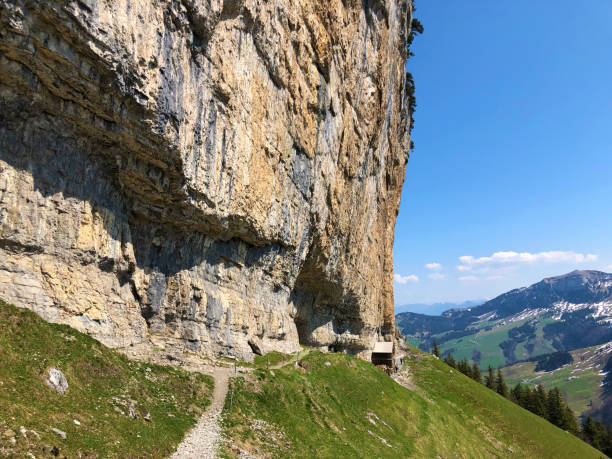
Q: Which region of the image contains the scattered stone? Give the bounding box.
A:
[144,412,151,422]
[50,428,66,440]
[114,406,126,416]
[324,361,331,367]
[30,430,40,440]
[128,402,137,419]
[19,426,27,437]
[45,368,68,395]
[3,429,15,438]
[269,370,275,377]
[73,419,81,426]
[26,452,36,459]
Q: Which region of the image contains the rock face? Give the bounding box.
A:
[0,0,413,360]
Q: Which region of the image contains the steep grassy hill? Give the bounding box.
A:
[220,349,604,458]
[503,343,612,423]
[0,300,213,458]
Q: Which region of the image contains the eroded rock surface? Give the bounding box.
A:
[0,0,413,360]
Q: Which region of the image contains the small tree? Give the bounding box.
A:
[546,387,564,427]
[485,365,495,389]
[562,405,579,435]
[432,340,440,358]
[510,383,525,406]
[471,363,482,384]
[495,369,509,398]
[458,359,473,378]
[532,385,547,417]
[444,353,457,369]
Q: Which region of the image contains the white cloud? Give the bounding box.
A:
[605,265,612,271]
[394,273,419,284]
[459,275,478,281]
[425,262,442,271]
[456,251,598,273]
[429,273,446,280]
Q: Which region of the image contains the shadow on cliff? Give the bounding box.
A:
[289,237,367,353]
[0,103,285,294]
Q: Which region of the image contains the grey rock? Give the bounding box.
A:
[45,368,68,396]
[128,402,138,420]
[50,428,66,440]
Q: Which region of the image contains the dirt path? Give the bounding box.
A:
[172,349,308,458]
[172,367,233,459]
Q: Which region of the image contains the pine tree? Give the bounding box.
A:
[605,425,612,457]
[443,354,457,369]
[582,417,598,448]
[485,365,495,389]
[532,385,547,418]
[546,387,564,427]
[521,385,531,409]
[593,421,609,451]
[561,405,579,435]
[510,383,525,406]
[471,363,482,383]
[432,340,440,358]
[495,369,509,398]
[458,359,472,378]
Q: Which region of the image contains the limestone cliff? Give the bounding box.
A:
[0,0,413,360]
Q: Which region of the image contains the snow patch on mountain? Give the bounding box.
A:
[500,301,612,325]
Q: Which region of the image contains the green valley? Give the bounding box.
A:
[503,343,612,422]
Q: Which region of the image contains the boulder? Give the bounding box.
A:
[50,427,66,440]
[46,368,68,395]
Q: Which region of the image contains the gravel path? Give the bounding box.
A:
[172,367,233,459]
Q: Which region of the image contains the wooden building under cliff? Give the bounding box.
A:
[371,341,394,372]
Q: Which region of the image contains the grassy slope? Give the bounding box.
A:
[0,301,213,458]
[220,349,604,458]
[503,345,607,416]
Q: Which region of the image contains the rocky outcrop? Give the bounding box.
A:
[0,0,413,360]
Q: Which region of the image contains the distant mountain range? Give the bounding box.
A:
[396,270,612,370]
[394,299,486,316]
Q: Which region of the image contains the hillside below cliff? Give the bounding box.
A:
[0,0,414,360]
[0,300,603,458]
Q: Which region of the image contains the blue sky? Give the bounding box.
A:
[393,1,612,307]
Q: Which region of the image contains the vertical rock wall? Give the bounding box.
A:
[0,0,412,360]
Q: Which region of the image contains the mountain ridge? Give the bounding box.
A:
[397,270,612,369]
[394,299,486,316]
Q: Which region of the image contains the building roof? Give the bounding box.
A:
[373,341,393,354]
